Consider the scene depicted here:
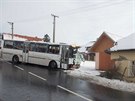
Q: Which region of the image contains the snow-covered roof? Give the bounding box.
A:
[79,41,95,52]
[2,33,43,42]
[104,31,122,42]
[3,33,26,41]
[85,41,95,48]
[111,33,135,51]
[90,31,122,52]
[79,32,122,53]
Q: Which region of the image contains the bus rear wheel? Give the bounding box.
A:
[12,55,19,64]
[49,61,57,69]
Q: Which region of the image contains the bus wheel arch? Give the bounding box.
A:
[49,60,57,69]
[12,55,19,64]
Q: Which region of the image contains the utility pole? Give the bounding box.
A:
[8,22,14,39]
[51,14,59,43]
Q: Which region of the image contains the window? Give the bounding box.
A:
[48,45,60,54]
[29,42,36,51]
[13,41,24,50]
[4,40,13,49]
[36,43,48,53]
[132,61,135,75]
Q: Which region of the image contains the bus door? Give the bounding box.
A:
[0,46,1,58]
[22,42,29,63]
[61,46,69,69]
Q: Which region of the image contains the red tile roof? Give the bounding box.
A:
[3,33,43,41]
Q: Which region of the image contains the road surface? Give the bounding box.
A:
[0,59,135,101]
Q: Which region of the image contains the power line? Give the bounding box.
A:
[59,0,128,17]
[14,14,50,23]
[12,0,128,23]
[14,1,109,23]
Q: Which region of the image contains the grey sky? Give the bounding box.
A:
[0,0,135,45]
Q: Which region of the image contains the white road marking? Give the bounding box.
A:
[15,65,24,71]
[7,62,12,64]
[1,60,24,71]
[57,85,93,101]
[28,72,46,81]
[6,61,12,64]
[1,58,92,101]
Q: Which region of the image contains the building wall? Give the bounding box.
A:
[93,35,115,70]
[95,53,99,69]
[99,52,114,70]
[111,51,135,60]
[111,51,135,82]
[92,35,114,52]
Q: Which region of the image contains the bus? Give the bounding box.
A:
[1,39,83,69]
[0,40,2,58]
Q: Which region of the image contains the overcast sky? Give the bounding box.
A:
[0,0,135,45]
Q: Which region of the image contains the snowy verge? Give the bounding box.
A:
[65,61,135,93]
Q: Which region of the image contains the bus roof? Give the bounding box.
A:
[3,39,71,46]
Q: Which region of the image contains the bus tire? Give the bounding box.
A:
[12,55,19,64]
[49,61,57,69]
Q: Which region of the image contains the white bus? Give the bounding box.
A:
[0,40,2,58]
[1,39,83,69]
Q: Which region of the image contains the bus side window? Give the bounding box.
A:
[48,45,60,54]
[44,44,48,53]
[0,41,1,49]
[13,41,24,50]
[30,43,36,51]
[4,40,13,49]
[48,46,52,53]
[55,46,60,54]
[36,43,47,53]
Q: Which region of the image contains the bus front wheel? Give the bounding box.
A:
[12,55,19,64]
[49,61,57,69]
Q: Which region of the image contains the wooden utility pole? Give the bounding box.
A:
[51,14,59,43]
[8,22,14,39]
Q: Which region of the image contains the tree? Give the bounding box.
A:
[43,34,50,42]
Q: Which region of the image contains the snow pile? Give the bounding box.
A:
[65,61,135,93]
[65,61,100,76]
[88,76,135,93]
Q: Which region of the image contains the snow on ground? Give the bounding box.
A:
[70,61,100,76]
[65,61,135,93]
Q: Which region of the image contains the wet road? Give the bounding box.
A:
[0,59,135,101]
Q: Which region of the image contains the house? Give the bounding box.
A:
[85,41,95,61]
[2,33,43,41]
[79,41,95,61]
[90,32,120,71]
[111,33,135,82]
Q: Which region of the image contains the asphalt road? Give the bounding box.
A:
[0,59,135,101]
